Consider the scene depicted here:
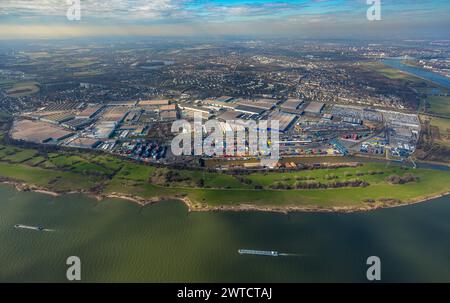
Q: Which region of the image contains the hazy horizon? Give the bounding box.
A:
[0,0,449,40]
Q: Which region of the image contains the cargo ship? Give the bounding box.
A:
[14,224,45,231]
[238,249,279,257]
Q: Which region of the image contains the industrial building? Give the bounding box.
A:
[101,107,129,125]
[342,117,363,125]
[67,138,101,149]
[160,110,178,121]
[217,110,243,121]
[77,105,103,119]
[280,98,304,113]
[322,113,333,120]
[159,104,176,111]
[40,112,75,125]
[180,105,212,115]
[61,118,94,130]
[216,96,235,103]
[137,99,169,107]
[40,102,82,112]
[108,100,137,107]
[236,98,278,110]
[268,111,298,133]
[234,105,265,115]
[205,98,237,109]
[91,122,117,139]
[304,102,325,114]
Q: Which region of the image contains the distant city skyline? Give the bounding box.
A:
[0,0,449,39]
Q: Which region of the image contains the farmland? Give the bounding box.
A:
[3,81,40,98]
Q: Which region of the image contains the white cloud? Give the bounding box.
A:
[0,0,186,20]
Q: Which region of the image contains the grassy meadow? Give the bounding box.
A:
[0,143,449,211]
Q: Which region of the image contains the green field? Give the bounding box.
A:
[0,162,99,191]
[0,143,449,211]
[67,60,99,68]
[72,70,104,77]
[0,111,11,140]
[427,96,450,117]
[2,149,37,163]
[4,81,40,97]
[361,62,422,82]
[24,156,46,166]
[427,116,450,147]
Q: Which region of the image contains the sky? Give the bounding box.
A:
[0,0,449,39]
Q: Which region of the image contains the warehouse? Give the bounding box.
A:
[77,105,104,119]
[236,98,278,110]
[280,98,304,113]
[268,111,298,133]
[217,110,243,121]
[40,112,75,125]
[304,102,325,114]
[61,118,94,130]
[160,110,178,121]
[216,96,235,103]
[138,99,169,107]
[205,98,237,109]
[234,105,265,115]
[180,105,212,115]
[159,104,176,111]
[40,102,82,112]
[108,100,137,107]
[91,122,117,139]
[342,117,363,125]
[322,113,333,120]
[67,138,101,149]
[101,107,129,125]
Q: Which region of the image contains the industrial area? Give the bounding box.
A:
[3,38,448,168]
[10,94,420,167]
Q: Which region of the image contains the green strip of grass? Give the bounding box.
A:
[0,162,100,191]
[0,144,449,210]
[427,96,450,117]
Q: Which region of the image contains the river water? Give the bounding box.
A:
[381,58,450,89]
[0,185,449,282]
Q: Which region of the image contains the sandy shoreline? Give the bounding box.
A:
[182,190,450,214]
[1,178,449,214]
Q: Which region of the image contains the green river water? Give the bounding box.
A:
[0,185,449,282]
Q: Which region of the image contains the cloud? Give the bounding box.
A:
[1,0,449,22]
[0,0,448,38]
[0,0,186,20]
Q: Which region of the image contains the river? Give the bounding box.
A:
[0,185,449,282]
[381,58,450,89]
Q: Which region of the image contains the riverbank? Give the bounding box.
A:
[2,177,450,214]
[1,143,450,214]
[381,58,450,89]
[168,190,450,214]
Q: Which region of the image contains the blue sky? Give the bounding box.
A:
[0,0,449,38]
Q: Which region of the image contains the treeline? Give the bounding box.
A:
[385,173,419,184]
[269,179,369,190]
[224,162,364,175]
[153,170,190,184]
